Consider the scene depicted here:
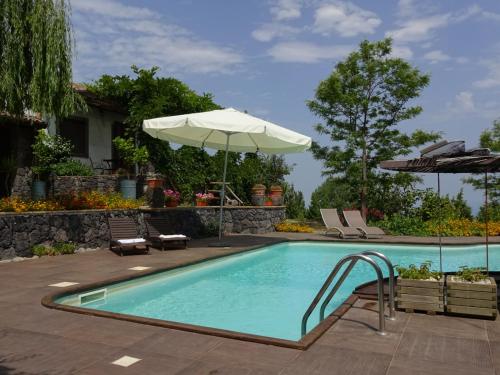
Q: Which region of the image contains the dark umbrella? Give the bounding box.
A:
[380,141,500,274]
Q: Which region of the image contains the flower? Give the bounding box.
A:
[164,189,180,202]
[195,192,214,202]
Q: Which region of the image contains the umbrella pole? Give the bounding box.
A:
[485,171,489,275]
[438,173,443,274]
[218,132,231,241]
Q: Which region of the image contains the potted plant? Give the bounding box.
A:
[146,172,164,189]
[31,130,73,200]
[396,261,444,314]
[264,195,273,206]
[251,183,265,206]
[112,137,149,199]
[164,189,180,207]
[446,266,497,318]
[195,192,214,207]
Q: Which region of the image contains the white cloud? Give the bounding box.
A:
[268,41,353,63]
[423,50,450,64]
[313,2,381,37]
[473,60,500,89]
[452,91,475,112]
[397,0,417,19]
[386,14,450,43]
[71,0,243,78]
[251,23,299,42]
[391,45,413,59]
[270,0,303,21]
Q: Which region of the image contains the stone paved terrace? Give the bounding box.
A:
[1,234,500,374]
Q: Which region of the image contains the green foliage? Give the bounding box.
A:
[31,130,73,178]
[52,242,76,254]
[52,159,93,176]
[283,183,306,219]
[396,261,442,280]
[417,189,472,221]
[456,266,488,282]
[463,120,499,203]
[308,38,440,215]
[477,201,500,222]
[307,177,355,219]
[0,0,85,119]
[112,137,149,177]
[32,242,76,256]
[378,215,427,236]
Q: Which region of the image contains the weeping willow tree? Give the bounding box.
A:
[0,0,83,120]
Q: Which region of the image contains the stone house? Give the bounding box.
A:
[2,85,128,198]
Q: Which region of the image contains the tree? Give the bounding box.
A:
[463,120,499,201]
[308,38,440,218]
[0,0,83,119]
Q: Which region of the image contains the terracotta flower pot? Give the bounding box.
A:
[264,200,273,206]
[251,184,266,196]
[165,200,178,208]
[196,200,208,207]
[270,185,283,197]
[146,178,164,189]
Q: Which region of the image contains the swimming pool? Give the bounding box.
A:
[53,241,499,343]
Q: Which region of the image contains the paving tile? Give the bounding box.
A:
[176,359,282,375]
[485,340,500,368]
[111,355,142,367]
[76,349,194,375]
[197,339,300,370]
[48,281,79,287]
[386,357,495,375]
[405,313,488,340]
[131,329,224,360]
[0,328,120,374]
[394,331,493,371]
[281,344,391,375]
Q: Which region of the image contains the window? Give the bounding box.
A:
[59,117,89,157]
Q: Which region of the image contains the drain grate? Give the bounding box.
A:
[79,289,107,305]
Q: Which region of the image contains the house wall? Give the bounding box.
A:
[47,106,126,168]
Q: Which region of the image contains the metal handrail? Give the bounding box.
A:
[318,250,395,321]
[301,253,388,337]
[360,251,395,320]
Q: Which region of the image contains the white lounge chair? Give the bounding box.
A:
[342,210,385,239]
[320,209,361,238]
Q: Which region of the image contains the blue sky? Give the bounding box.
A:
[70,0,500,211]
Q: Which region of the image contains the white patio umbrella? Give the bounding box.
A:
[143,107,312,243]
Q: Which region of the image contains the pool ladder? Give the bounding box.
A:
[301,251,395,337]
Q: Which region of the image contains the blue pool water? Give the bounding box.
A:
[57,242,500,341]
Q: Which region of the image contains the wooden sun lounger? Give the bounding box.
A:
[320,209,361,238]
[342,210,385,239]
[145,217,190,250]
[108,217,150,256]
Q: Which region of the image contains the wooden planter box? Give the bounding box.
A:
[446,275,497,318]
[397,277,444,314]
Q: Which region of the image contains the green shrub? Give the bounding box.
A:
[32,242,76,256]
[32,244,50,256]
[53,242,76,254]
[396,261,442,280]
[52,160,93,176]
[455,266,488,282]
[377,214,428,236]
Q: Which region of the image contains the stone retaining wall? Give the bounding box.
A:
[0,206,285,259]
[51,175,120,196]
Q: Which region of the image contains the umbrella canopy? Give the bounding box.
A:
[380,144,499,274]
[143,108,312,243]
[143,107,312,154]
